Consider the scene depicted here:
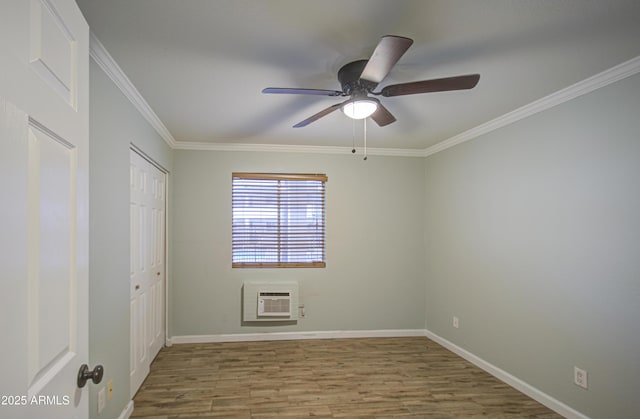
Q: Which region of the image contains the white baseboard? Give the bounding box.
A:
[169,329,426,344]
[423,329,588,419]
[118,400,134,419]
[168,328,586,418]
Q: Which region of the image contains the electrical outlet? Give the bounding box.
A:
[97,387,106,414]
[574,366,588,389]
[107,380,113,400]
[453,316,459,329]
[298,304,306,318]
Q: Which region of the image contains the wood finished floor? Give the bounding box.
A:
[131,337,562,418]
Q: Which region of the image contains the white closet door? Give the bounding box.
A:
[130,149,166,397]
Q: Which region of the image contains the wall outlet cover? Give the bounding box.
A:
[574,366,588,389]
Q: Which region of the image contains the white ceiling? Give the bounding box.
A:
[76,0,640,152]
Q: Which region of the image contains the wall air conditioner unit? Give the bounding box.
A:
[258,291,291,317]
[242,281,298,322]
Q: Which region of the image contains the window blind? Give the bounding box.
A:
[232,173,327,268]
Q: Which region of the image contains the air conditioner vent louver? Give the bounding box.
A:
[258,291,291,317]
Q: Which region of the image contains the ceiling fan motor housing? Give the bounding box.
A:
[338,60,378,97]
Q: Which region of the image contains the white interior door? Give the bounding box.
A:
[0,1,90,418]
[130,149,166,397]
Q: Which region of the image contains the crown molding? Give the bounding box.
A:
[87,31,421,157]
[173,140,426,157]
[88,31,178,148]
[423,55,640,157]
[88,30,639,158]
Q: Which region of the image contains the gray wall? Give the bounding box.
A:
[170,151,426,336]
[88,59,172,419]
[423,73,640,418]
[88,51,639,418]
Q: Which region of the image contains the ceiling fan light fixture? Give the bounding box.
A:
[342,98,378,119]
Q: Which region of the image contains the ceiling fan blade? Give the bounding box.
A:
[370,102,396,127]
[359,35,414,84]
[293,102,344,128]
[262,87,344,96]
[380,74,480,97]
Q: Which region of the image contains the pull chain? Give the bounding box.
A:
[352,117,356,154]
[363,118,368,161]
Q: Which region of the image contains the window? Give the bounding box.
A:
[232,173,327,268]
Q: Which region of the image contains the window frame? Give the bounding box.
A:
[231,172,327,268]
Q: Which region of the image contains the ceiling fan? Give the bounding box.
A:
[262,35,480,128]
